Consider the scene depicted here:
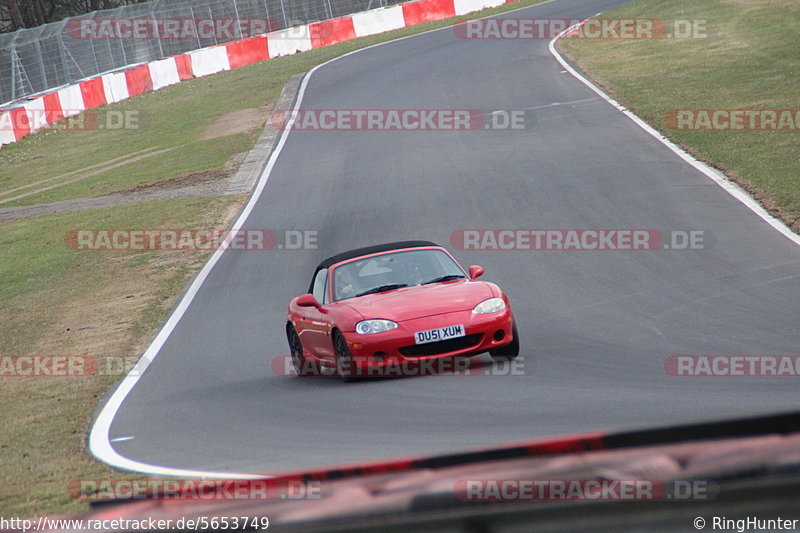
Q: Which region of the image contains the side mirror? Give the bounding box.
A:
[296,293,323,310]
[468,265,484,279]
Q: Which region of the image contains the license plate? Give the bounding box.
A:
[414,324,465,345]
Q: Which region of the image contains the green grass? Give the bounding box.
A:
[0,195,243,517]
[557,0,800,231]
[0,195,233,350]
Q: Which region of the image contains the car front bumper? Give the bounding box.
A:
[340,308,515,373]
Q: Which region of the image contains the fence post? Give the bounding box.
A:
[151,1,164,59]
[279,0,288,30]
[90,34,100,75]
[34,40,48,92]
[189,5,202,49]
[57,31,71,86]
[10,49,16,101]
[9,32,20,100]
[208,6,218,46]
[115,20,127,65]
[263,0,273,32]
[106,30,114,71]
[232,0,243,39]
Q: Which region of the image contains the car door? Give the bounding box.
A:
[297,269,335,358]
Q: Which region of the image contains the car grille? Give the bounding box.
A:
[399,334,482,357]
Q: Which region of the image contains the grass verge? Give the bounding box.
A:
[0,195,245,517]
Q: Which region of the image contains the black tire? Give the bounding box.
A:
[333,330,357,381]
[287,324,312,377]
[490,323,520,360]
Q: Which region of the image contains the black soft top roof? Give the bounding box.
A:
[316,241,440,271]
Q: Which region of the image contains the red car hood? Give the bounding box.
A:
[341,280,496,321]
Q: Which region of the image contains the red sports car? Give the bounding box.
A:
[285,241,519,379]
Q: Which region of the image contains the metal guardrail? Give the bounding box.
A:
[0,0,397,105]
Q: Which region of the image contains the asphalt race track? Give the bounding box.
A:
[94,0,800,475]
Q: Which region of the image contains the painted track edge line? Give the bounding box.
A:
[549,23,800,247]
[85,72,314,480]
[86,0,558,479]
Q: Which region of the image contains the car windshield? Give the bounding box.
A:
[332,249,466,301]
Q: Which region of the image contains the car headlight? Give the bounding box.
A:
[355,319,399,335]
[472,297,506,314]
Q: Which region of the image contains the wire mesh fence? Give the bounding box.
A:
[0,0,401,105]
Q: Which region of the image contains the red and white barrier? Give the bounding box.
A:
[0,110,15,145]
[352,6,407,37]
[102,71,130,104]
[226,36,269,69]
[188,46,231,77]
[267,28,313,58]
[149,57,182,90]
[8,105,29,141]
[57,85,85,118]
[402,0,456,26]
[43,92,63,125]
[1,0,513,148]
[23,97,48,132]
[454,0,505,16]
[175,55,194,81]
[80,77,107,109]
[310,18,357,48]
[125,64,153,97]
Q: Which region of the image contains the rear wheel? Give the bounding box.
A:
[333,330,357,381]
[490,323,520,360]
[287,324,313,376]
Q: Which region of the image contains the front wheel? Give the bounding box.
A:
[333,330,357,382]
[489,323,520,360]
[287,324,313,376]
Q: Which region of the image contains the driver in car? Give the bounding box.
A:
[335,268,361,300]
